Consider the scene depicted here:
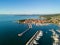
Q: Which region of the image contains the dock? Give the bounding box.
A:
[50,29,59,45]
[26,30,43,45]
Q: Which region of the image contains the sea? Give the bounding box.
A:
[0,15,60,45]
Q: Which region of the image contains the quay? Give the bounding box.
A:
[26,30,43,45]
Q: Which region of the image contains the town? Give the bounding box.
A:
[17,14,60,26]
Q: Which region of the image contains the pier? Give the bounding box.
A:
[18,23,32,36]
[26,30,43,45]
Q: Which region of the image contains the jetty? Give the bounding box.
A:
[18,23,32,36]
[26,30,43,45]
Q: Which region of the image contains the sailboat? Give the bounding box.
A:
[33,40,39,45]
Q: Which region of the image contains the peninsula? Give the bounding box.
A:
[16,14,60,26]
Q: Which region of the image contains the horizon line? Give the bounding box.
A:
[0,13,60,15]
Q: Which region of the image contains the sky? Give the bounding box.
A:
[0,0,60,14]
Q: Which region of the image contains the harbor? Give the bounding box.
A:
[0,15,60,45]
[50,29,60,45]
[26,30,43,45]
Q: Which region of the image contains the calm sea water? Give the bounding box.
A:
[0,15,60,45]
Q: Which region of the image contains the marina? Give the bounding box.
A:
[26,30,43,45]
[0,0,60,45]
[50,29,60,45]
[0,15,60,45]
